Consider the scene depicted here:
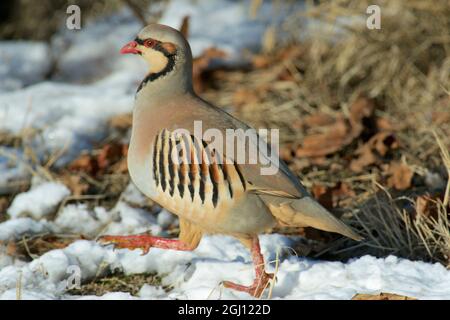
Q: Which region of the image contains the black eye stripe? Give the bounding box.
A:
[135,37,160,47]
[134,37,175,56]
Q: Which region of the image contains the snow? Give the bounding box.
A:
[54,204,107,237]
[0,0,450,301]
[0,41,52,92]
[1,235,450,300]
[0,218,54,242]
[8,182,70,220]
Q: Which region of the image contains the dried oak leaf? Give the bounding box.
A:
[414,194,444,220]
[6,240,17,256]
[352,293,416,300]
[376,117,395,131]
[432,111,450,125]
[303,112,335,129]
[387,161,414,190]
[349,146,378,173]
[349,131,398,173]
[296,97,375,159]
[349,96,375,135]
[97,143,127,172]
[68,143,128,176]
[296,117,351,158]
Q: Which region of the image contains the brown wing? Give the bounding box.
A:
[170,97,309,200]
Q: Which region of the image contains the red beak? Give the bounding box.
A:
[120,41,141,54]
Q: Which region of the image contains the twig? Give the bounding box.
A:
[122,0,147,26]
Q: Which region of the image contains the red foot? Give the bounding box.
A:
[223,271,274,298]
[98,234,192,255]
[223,237,274,298]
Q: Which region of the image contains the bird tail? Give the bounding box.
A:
[264,195,363,241]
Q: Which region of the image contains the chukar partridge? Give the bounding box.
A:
[99,24,362,298]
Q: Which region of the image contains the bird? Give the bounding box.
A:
[98,23,362,298]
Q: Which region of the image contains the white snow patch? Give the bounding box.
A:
[101,201,162,236]
[157,209,177,229]
[53,200,161,238]
[0,41,52,92]
[0,235,449,300]
[8,182,70,220]
[54,204,107,237]
[0,218,54,242]
[121,182,150,207]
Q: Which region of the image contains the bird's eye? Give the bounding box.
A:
[143,39,155,48]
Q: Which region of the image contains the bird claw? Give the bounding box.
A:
[223,272,274,298]
[97,235,152,255]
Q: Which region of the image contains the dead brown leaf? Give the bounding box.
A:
[97,143,126,172]
[296,97,375,159]
[68,143,128,176]
[387,161,414,190]
[296,117,351,157]
[352,292,417,300]
[6,240,17,256]
[350,131,398,172]
[414,194,443,220]
[303,112,335,128]
[376,117,395,131]
[432,111,450,125]
[349,96,375,134]
[371,131,399,156]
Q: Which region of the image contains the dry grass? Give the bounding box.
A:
[328,186,450,265]
[67,272,164,297]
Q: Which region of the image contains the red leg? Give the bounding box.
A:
[223,237,274,298]
[98,235,193,255]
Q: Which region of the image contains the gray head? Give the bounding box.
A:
[121,24,193,93]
